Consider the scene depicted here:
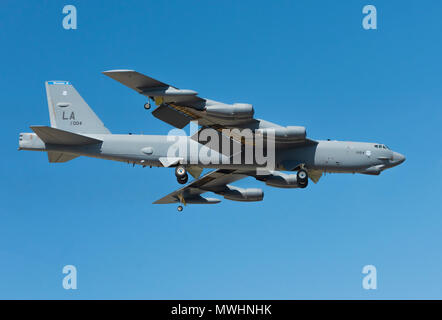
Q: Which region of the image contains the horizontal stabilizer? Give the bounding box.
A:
[30,126,102,145]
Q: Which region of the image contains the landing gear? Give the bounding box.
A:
[177,175,188,184]
[297,169,308,188]
[177,205,183,212]
[144,102,151,110]
[175,165,187,178]
[175,165,188,184]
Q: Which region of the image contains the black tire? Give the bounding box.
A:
[175,165,187,178]
[177,205,183,212]
[297,169,308,188]
[144,102,151,110]
[177,174,188,184]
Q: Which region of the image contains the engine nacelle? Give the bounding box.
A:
[263,172,301,188]
[256,126,306,140]
[205,103,254,119]
[220,185,263,202]
[184,195,221,204]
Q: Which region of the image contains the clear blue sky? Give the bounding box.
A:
[1,0,441,299]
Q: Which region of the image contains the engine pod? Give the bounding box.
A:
[220,185,264,202]
[264,172,301,188]
[205,103,254,120]
[256,126,306,140]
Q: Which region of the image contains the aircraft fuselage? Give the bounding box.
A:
[19,133,405,175]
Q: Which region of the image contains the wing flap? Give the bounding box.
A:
[152,104,191,129]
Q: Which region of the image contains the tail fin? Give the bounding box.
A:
[45,81,110,134]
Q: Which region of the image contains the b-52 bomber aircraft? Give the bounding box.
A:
[19,70,405,211]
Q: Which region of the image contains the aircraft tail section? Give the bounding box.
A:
[30,126,102,145]
[45,81,110,134]
[26,126,102,164]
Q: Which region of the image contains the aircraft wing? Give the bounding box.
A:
[153,169,249,204]
[103,69,250,129]
[103,69,316,148]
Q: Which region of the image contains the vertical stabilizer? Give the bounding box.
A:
[45,81,110,134]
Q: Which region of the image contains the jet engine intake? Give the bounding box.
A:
[264,172,301,188]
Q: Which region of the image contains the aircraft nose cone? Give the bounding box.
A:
[393,152,406,165]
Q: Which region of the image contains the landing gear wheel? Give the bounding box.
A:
[175,165,187,178]
[177,174,188,184]
[176,165,188,184]
[297,169,308,188]
[144,102,151,110]
[177,205,183,212]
